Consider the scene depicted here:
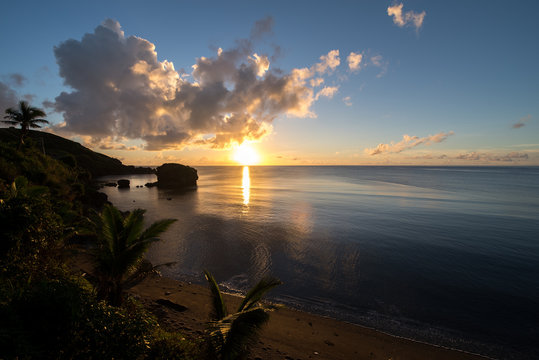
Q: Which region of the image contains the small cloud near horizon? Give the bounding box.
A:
[365,131,454,155]
[512,114,531,129]
[456,151,528,162]
[387,3,426,31]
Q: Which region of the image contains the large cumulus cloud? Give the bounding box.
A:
[53,19,337,150]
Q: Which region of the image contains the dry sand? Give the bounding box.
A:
[130,274,490,360]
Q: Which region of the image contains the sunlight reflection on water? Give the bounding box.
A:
[97,166,539,359]
[242,166,250,206]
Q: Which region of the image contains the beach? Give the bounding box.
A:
[130,274,489,360]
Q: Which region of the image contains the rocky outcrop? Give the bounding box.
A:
[156,163,198,188]
[117,179,130,188]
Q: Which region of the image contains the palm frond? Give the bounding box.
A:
[204,270,227,321]
[139,218,177,241]
[88,204,176,306]
[209,307,272,360]
[237,276,282,312]
[123,208,146,245]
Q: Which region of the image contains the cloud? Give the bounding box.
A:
[250,16,274,39]
[513,114,531,129]
[315,86,339,100]
[456,151,528,162]
[315,50,340,74]
[387,3,426,30]
[343,96,352,106]
[365,131,454,155]
[347,52,363,71]
[8,73,26,87]
[52,19,344,150]
[370,55,388,78]
[309,78,324,87]
[0,81,18,113]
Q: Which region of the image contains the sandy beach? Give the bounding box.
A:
[130,274,490,360]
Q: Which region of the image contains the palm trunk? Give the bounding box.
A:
[17,126,28,151]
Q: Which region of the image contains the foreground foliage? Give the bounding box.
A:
[88,204,177,306]
[204,270,282,360]
[0,139,198,359]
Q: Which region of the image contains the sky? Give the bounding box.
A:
[1,0,538,166]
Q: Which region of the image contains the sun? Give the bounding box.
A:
[233,142,260,165]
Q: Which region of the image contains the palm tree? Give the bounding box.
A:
[3,100,48,150]
[204,270,282,360]
[89,204,176,306]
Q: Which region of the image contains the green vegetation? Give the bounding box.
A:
[88,204,176,306]
[0,127,154,177]
[0,117,280,359]
[204,270,281,360]
[0,132,200,359]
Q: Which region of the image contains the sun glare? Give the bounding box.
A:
[233,143,260,165]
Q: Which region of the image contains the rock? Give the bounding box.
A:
[156,163,198,188]
[117,179,130,188]
[104,182,117,187]
[145,181,158,187]
[155,299,188,312]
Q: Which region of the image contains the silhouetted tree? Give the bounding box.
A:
[3,101,48,150]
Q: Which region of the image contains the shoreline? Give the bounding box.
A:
[129,273,490,360]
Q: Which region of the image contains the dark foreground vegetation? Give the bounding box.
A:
[0,121,279,358]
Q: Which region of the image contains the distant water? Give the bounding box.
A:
[99,166,539,359]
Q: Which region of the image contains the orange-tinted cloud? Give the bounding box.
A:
[52,19,345,151]
[366,131,454,155]
[387,3,426,30]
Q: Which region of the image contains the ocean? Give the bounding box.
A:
[98,166,539,359]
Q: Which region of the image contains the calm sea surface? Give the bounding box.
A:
[99,166,539,359]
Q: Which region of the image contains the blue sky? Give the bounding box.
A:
[1,0,538,165]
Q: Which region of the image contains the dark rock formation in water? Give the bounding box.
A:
[156,163,198,188]
[117,179,130,188]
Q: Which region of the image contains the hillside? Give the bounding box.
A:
[0,128,153,177]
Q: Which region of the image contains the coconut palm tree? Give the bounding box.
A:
[3,101,48,150]
[89,204,176,306]
[204,270,282,360]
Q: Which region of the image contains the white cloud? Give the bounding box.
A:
[309,78,324,87]
[315,86,339,100]
[314,50,340,74]
[365,131,454,155]
[387,3,426,30]
[52,19,347,150]
[347,52,363,71]
[248,53,270,77]
[342,96,352,106]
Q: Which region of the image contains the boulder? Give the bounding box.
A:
[156,163,198,188]
[117,179,130,188]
